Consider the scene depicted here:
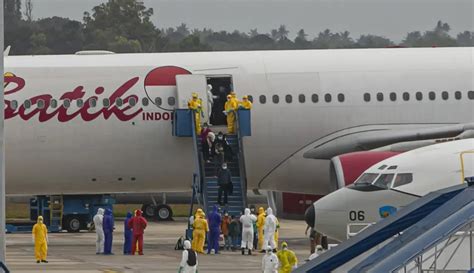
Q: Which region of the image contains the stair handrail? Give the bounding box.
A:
[235,110,248,209]
[0,262,9,273]
[190,110,207,209]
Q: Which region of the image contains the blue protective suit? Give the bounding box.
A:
[207,205,222,254]
[123,212,133,255]
[103,208,114,254]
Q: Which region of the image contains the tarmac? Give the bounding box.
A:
[6,218,312,273]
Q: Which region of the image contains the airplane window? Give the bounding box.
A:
[103,98,110,108]
[442,91,449,100]
[247,95,253,102]
[469,91,474,100]
[168,97,176,106]
[77,99,84,107]
[50,99,57,108]
[298,94,305,103]
[354,173,379,186]
[392,173,413,188]
[378,165,387,170]
[10,100,18,110]
[142,97,149,106]
[376,92,383,102]
[363,93,371,102]
[155,97,162,106]
[403,92,410,101]
[259,95,266,104]
[115,98,123,107]
[428,92,436,101]
[389,92,397,101]
[272,95,279,104]
[387,165,397,170]
[24,100,31,109]
[89,98,97,108]
[285,94,292,103]
[128,97,137,106]
[311,94,319,103]
[416,92,423,101]
[373,174,394,189]
[63,99,71,108]
[324,94,332,103]
[37,99,45,109]
[455,91,462,100]
[337,93,345,102]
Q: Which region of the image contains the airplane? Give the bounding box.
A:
[305,138,474,242]
[4,47,474,214]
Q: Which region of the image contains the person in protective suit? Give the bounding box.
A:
[32,216,48,263]
[188,92,202,135]
[240,208,257,255]
[93,208,105,254]
[207,205,222,254]
[192,211,209,254]
[103,208,114,255]
[179,240,198,273]
[264,208,278,252]
[123,212,133,255]
[240,95,253,110]
[262,246,279,273]
[224,94,238,134]
[276,242,298,273]
[257,207,266,251]
[128,209,148,255]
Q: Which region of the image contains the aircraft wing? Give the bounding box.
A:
[303,123,474,160]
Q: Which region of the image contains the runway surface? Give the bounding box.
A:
[6,218,311,272]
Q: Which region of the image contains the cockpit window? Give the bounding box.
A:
[387,165,398,170]
[392,173,413,188]
[373,174,394,189]
[354,173,379,185]
[378,165,387,170]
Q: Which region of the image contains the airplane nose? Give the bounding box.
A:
[304,205,315,228]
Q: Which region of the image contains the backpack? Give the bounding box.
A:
[187,250,197,266]
[174,236,184,250]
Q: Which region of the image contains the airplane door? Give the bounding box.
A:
[176,75,209,123]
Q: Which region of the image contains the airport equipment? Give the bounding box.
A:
[173,108,250,217]
[6,195,114,233]
[296,182,474,273]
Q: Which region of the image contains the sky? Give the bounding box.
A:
[30,0,473,42]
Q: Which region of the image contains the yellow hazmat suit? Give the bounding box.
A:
[257,207,266,250]
[277,242,298,273]
[224,95,238,134]
[240,96,253,109]
[32,216,48,262]
[188,93,202,135]
[192,215,209,254]
[275,218,280,248]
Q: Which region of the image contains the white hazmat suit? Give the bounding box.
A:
[264,208,278,250]
[93,208,105,254]
[240,208,257,250]
[262,246,279,273]
[179,240,198,273]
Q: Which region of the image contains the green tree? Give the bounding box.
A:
[30,32,51,54]
[35,17,84,54]
[83,0,160,52]
[402,21,457,47]
[294,29,310,49]
[356,34,394,48]
[457,31,474,46]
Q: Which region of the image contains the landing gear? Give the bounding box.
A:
[141,204,173,221]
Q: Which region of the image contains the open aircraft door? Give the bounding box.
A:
[176,75,210,124]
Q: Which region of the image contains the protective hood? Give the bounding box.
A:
[281,242,288,249]
[37,216,43,223]
[97,208,104,216]
[212,205,218,213]
[126,212,133,219]
[105,208,112,216]
[184,240,192,250]
[258,207,265,215]
[266,207,273,216]
[244,208,251,216]
[136,210,142,216]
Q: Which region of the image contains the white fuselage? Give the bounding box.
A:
[5,47,474,196]
[311,139,474,241]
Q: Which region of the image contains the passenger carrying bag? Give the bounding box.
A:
[187,250,197,266]
[175,237,184,250]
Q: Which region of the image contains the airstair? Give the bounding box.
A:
[296,181,474,273]
[173,109,251,216]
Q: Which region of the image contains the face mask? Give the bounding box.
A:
[218,136,223,140]
[222,166,227,170]
[225,213,229,216]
